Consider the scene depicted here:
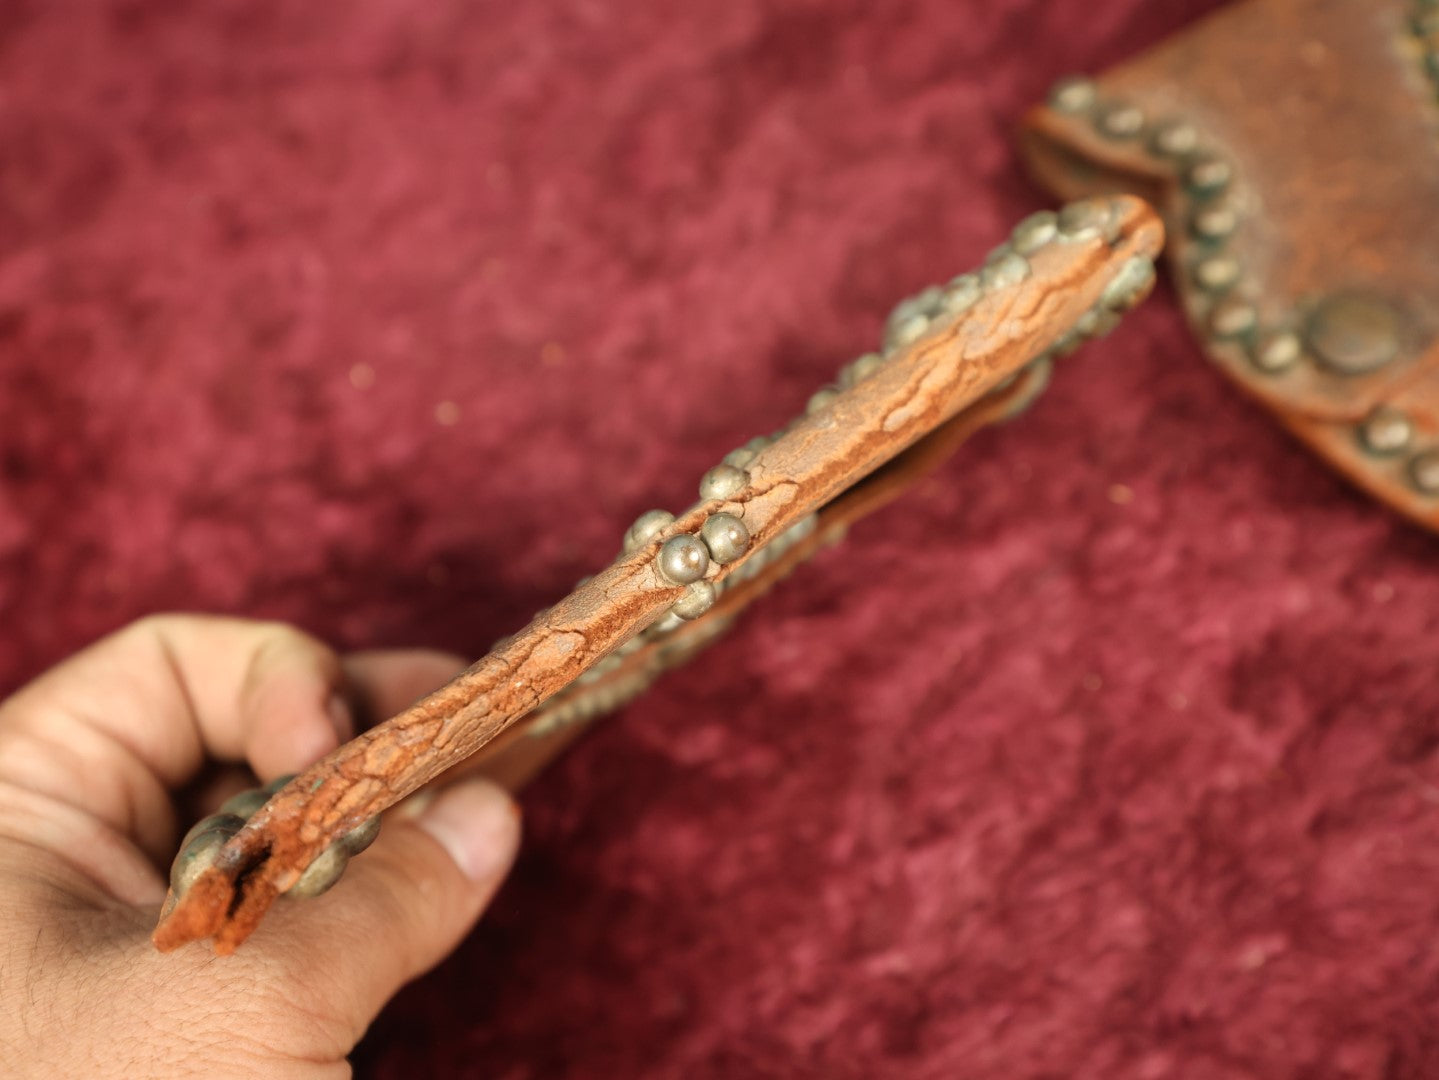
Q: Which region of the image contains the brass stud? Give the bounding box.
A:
[1249,330,1302,374]
[1010,211,1058,255]
[1184,155,1232,197]
[1149,118,1199,158]
[1057,200,1109,241]
[1408,449,1439,495]
[1208,297,1257,339]
[1099,257,1156,312]
[1095,101,1145,139]
[1049,76,1098,114]
[1190,202,1238,242]
[1192,254,1241,293]
[1305,293,1401,376]
[1358,409,1413,456]
[672,580,718,620]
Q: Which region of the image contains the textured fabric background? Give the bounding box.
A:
[3,1,1438,1077]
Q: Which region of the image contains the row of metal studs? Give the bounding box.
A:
[1047,74,1439,498]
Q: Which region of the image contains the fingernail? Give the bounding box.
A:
[416,779,521,883]
[326,693,354,742]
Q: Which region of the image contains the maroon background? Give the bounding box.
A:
[4,1,1439,1076]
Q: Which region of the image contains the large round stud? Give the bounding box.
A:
[287,843,349,899]
[699,464,749,501]
[1305,293,1400,376]
[341,815,382,856]
[1010,211,1058,255]
[624,509,676,553]
[1148,118,1199,159]
[1208,297,1257,339]
[1184,155,1232,197]
[1358,409,1412,456]
[1094,100,1145,139]
[219,788,269,820]
[1049,76,1097,114]
[656,534,710,584]
[1099,257,1155,311]
[672,580,718,620]
[980,251,1030,291]
[884,313,930,351]
[1249,330,1302,374]
[700,512,751,564]
[171,814,246,894]
[1408,450,1439,495]
[1192,254,1240,293]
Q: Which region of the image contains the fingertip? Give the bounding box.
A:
[413,778,521,885]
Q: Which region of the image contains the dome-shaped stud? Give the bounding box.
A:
[624,509,676,553]
[1408,449,1439,495]
[170,813,247,895]
[1148,118,1199,159]
[1094,100,1145,139]
[1358,409,1412,456]
[287,843,350,899]
[699,464,749,501]
[672,580,718,620]
[341,815,382,856]
[942,274,982,314]
[1099,257,1156,312]
[1190,202,1238,242]
[807,387,841,416]
[1056,200,1109,241]
[1208,297,1257,340]
[1184,155,1232,198]
[979,251,1030,292]
[218,788,269,820]
[1249,331,1302,374]
[1010,211,1058,255]
[1048,76,1097,114]
[700,512,751,564]
[656,534,710,584]
[838,352,884,388]
[1192,254,1241,293]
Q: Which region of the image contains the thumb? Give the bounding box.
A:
[272,777,521,1037]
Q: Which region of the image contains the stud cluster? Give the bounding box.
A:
[1047,75,1432,497]
[170,776,380,901]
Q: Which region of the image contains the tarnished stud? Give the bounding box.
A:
[1190,202,1238,242]
[699,463,749,501]
[1010,211,1058,255]
[1184,155,1232,197]
[1192,254,1241,293]
[1249,330,1302,374]
[657,534,709,584]
[979,250,1030,291]
[624,509,676,553]
[650,610,685,635]
[1056,200,1109,241]
[838,352,883,388]
[1305,293,1400,376]
[1099,256,1156,311]
[942,273,981,314]
[287,844,349,899]
[219,787,269,820]
[1076,307,1121,340]
[1049,329,1082,357]
[341,815,382,856]
[171,814,246,895]
[1409,449,1439,495]
[886,288,941,338]
[1049,76,1097,114]
[1148,118,1199,158]
[1208,297,1257,339]
[884,313,930,351]
[671,580,718,620]
[1358,409,1413,456]
[807,386,841,415]
[1094,100,1145,139]
[700,512,751,564]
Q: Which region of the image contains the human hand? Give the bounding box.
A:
[0,615,521,1078]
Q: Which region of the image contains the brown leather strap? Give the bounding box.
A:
[1022,0,1439,530]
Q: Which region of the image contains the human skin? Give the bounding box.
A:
[0,615,521,1078]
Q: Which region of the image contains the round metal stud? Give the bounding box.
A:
[807,386,841,415]
[1011,211,1058,255]
[1358,409,1413,456]
[1056,200,1110,241]
[1148,118,1199,159]
[1408,449,1439,495]
[219,787,269,820]
[1208,297,1257,339]
[942,273,982,314]
[1189,202,1238,242]
[979,251,1030,291]
[650,610,686,635]
[1099,256,1156,311]
[1249,330,1302,374]
[671,580,718,620]
[342,815,382,856]
[1305,293,1401,376]
[699,463,749,501]
[624,509,676,553]
[885,313,930,351]
[1095,100,1145,139]
[1184,155,1232,198]
[838,352,883,388]
[1049,76,1097,114]
[722,445,756,469]
[1192,254,1241,293]
[700,512,751,564]
[656,534,710,584]
[288,843,349,899]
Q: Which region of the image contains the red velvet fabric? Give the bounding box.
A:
[3,1,1437,1076]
